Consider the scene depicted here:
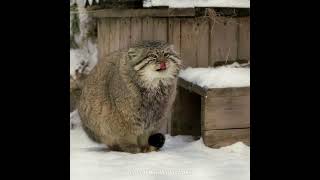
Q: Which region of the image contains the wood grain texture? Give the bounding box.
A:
[196,18,209,67]
[203,128,250,148]
[207,87,250,97]
[97,18,110,59]
[204,95,250,130]
[178,77,208,96]
[109,18,120,53]
[171,86,201,136]
[180,18,197,68]
[238,17,250,61]
[91,8,195,18]
[142,17,154,40]
[119,18,131,50]
[130,17,142,45]
[209,17,238,66]
[168,18,181,55]
[153,18,168,41]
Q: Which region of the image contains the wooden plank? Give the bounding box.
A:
[168,18,181,55]
[213,59,249,67]
[196,18,209,67]
[203,128,250,148]
[119,18,131,50]
[153,18,168,41]
[209,17,238,66]
[204,95,250,130]
[91,8,195,18]
[178,77,208,96]
[238,17,250,61]
[130,17,142,45]
[180,18,197,68]
[109,18,120,53]
[142,17,154,40]
[207,87,250,97]
[97,18,111,59]
[171,86,201,136]
[201,96,206,136]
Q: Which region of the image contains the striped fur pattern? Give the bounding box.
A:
[75,40,182,153]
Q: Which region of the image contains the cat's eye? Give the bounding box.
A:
[164,53,170,57]
[149,54,157,58]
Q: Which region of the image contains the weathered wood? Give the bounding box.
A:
[96,16,250,136]
[196,18,209,67]
[173,77,250,147]
[209,17,238,66]
[204,95,250,130]
[119,18,131,50]
[178,78,250,97]
[238,17,250,61]
[181,18,197,67]
[203,128,250,148]
[213,59,249,67]
[91,8,196,18]
[109,18,120,53]
[207,87,250,97]
[153,18,168,41]
[171,86,201,136]
[98,16,249,68]
[200,96,206,135]
[142,17,154,40]
[97,18,111,59]
[168,18,181,55]
[178,77,208,96]
[130,17,142,45]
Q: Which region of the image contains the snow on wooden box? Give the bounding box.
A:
[172,65,250,148]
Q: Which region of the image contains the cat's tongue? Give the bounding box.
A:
[160,62,166,70]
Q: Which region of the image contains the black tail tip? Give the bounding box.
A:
[148,133,165,148]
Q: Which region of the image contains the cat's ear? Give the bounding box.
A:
[128,47,143,60]
[167,44,178,54]
[168,44,175,50]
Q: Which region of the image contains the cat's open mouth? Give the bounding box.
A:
[156,68,166,72]
[156,62,167,71]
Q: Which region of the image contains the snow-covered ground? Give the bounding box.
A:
[70,113,250,180]
[179,63,250,88]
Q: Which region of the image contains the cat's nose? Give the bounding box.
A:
[159,59,167,63]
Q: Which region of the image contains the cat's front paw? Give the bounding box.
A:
[140,145,157,153]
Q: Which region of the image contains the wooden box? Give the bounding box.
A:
[171,77,250,148]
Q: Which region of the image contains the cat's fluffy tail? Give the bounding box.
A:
[148,133,165,149]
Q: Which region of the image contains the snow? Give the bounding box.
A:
[70,40,98,78]
[72,0,99,6]
[70,1,98,78]
[73,0,86,8]
[70,110,82,129]
[178,63,250,88]
[71,126,250,180]
[143,0,250,8]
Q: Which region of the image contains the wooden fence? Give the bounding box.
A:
[97,16,250,68]
[84,11,250,134]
